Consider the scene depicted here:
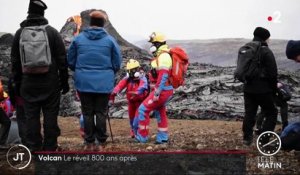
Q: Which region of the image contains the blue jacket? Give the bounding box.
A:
[281,122,300,138]
[67,27,122,93]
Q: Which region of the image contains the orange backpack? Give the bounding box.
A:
[168,47,189,89]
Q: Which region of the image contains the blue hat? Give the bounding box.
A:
[286,40,300,60]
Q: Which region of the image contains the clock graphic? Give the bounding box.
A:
[257,131,281,156]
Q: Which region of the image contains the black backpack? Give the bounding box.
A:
[234,41,262,83]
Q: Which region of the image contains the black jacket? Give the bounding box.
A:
[243,37,278,94]
[11,14,69,102]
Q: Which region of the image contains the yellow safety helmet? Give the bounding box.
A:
[148,32,166,43]
[126,59,140,70]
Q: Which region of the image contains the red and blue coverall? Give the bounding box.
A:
[0,92,14,118]
[133,45,174,143]
[112,75,149,133]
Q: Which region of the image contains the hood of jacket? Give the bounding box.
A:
[83,27,108,40]
[253,37,268,47]
[20,14,48,27]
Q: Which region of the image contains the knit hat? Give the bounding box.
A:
[253,27,270,41]
[28,0,47,16]
[286,40,300,60]
[89,11,107,27]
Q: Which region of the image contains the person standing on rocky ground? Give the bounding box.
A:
[11,0,69,152]
[133,32,173,144]
[110,59,149,138]
[68,10,122,151]
[242,27,278,146]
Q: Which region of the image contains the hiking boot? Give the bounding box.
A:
[84,143,95,152]
[254,128,261,136]
[95,145,105,152]
[0,144,10,150]
[130,130,135,138]
[155,140,169,144]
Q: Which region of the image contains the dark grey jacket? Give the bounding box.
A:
[11,14,68,102]
[243,37,278,94]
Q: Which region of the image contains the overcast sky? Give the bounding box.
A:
[0,0,299,42]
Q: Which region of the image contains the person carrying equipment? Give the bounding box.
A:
[237,27,278,146]
[133,32,174,144]
[110,59,149,138]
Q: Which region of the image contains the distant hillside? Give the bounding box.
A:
[135,38,299,72]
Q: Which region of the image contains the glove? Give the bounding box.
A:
[61,83,69,95]
[153,88,160,102]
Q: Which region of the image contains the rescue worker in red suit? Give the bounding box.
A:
[133,32,173,144]
[110,59,149,138]
[0,81,12,148]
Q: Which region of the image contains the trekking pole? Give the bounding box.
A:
[107,106,114,142]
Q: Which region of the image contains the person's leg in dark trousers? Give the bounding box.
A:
[0,108,11,146]
[42,92,61,151]
[256,110,265,132]
[79,92,96,144]
[275,97,288,130]
[23,100,43,151]
[94,93,109,145]
[259,93,277,133]
[280,102,288,130]
[243,92,259,145]
[16,105,26,145]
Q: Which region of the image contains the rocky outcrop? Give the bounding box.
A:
[110,63,300,121]
[60,9,150,60]
[0,33,12,85]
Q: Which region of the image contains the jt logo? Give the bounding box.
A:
[7,144,32,169]
[13,153,25,161]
